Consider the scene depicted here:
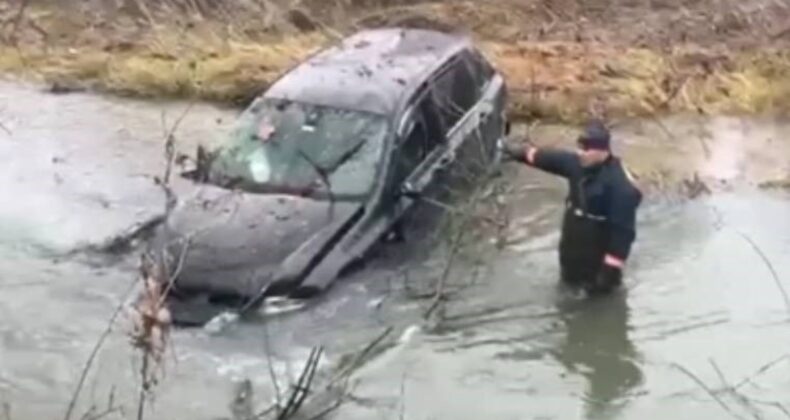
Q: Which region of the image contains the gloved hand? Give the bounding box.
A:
[586,264,623,296]
[501,137,532,163]
[502,141,526,162]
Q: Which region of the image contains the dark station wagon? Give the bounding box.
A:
[151,27,509,324]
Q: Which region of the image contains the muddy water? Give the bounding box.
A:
[2,81,790,419]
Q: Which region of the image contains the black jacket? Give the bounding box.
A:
[527,147,642,263]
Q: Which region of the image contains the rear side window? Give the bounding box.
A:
[465,48,496,91]
[430,57,478,132]
[394,115,428,185]
[393,87,445,184]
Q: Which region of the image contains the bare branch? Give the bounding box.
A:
[733,229,790,314]
[160,104,194,186]
[710,358,730,390]
[82,405,122,420]
[422,157,499,320]
[254,405,278,420]
[136,351,149,420]
[748,400,790,419]
[129,254,174,420]
[261,312,283,417]
[734,354,790,391]
[7,0,30,43]
[277,346,324,419]
[155,236,193,309]
[303,398,343,420]
[327,327,393,387]
[255,326,394,420]
[671,363,744,420]
[64,280,139,420]
[399,370,407,420]
[416,195,506,228]
[707,359,763,419]
[124,101,196,420]
[423,217,465,320]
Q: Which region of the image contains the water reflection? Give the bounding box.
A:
[551,290,643,419]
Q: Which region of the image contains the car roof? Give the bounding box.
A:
[262,28,471,116]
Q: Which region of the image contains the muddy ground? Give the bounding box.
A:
[1,0,790,121]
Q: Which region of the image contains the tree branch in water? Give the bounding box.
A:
[63,280,138,420]
[733,229,790,315]
[671,363,744,420]
[733,353,790,391]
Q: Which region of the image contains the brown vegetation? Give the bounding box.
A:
[1,0,788,120]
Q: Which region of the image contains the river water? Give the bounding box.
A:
[1,80,790,419]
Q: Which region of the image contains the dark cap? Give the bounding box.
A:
[577,119,611,151]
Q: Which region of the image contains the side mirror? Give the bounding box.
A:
[180,144,218,182]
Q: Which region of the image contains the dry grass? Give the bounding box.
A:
[2,1,790,122]
[0,23,328,103]
[485,41,790,122]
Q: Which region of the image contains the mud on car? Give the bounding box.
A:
[150,27,509,325]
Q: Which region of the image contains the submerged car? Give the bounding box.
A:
[150,27,509,323]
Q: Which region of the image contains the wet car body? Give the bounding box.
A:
[151,28,509,323]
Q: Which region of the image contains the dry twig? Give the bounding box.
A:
[130,254,173,420]
[6,0,29,42]
[125,102,196,420]
[276,346,323,419]
[748,400,790,419]
[261,310,283,417]
[327,327,393,388]
[64,280,138,420]
[423,171,492,320]
[423,217,466,320]
[255,327,393,420]
[398,370,407,420]
[734,354,790,391]
[709,359,764,420]
[671,363,744,420]
[733,229,790,314]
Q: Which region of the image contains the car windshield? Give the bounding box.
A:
[207,98,389,200]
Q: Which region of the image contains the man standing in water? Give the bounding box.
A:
[502,119,642,295]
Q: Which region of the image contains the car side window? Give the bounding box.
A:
[465,49,495,92]
[430,57,478,133]
[416,90,445,152]
[389,85,448,192]
[393,113,428,186]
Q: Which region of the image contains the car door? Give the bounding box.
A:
[382,51,505,240]
[464,48,507,166]
[427,52,492,199]
[363,82,445,238]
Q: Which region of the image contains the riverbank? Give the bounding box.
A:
[1,0,789,122]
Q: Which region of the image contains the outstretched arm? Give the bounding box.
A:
[502,140,580,179]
